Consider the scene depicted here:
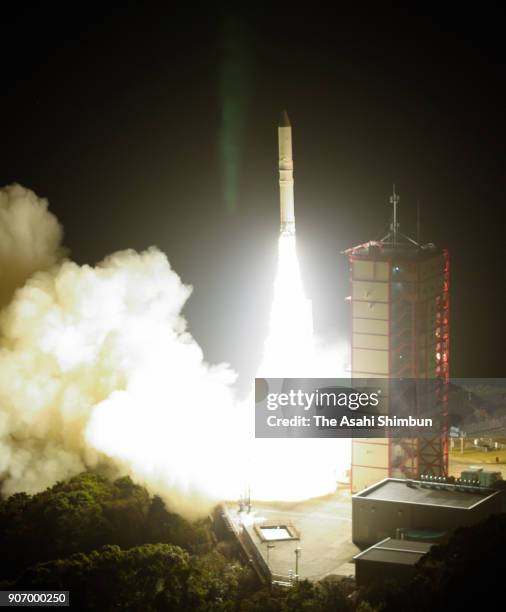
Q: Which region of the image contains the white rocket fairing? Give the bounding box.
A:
[278,110,295,235]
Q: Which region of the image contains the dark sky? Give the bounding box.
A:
[0,5,504,382]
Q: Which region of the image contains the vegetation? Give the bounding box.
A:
[0,473,209,581]
[238,579,355,611]
[1,472,505,610]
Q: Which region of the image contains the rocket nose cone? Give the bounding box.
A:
[279,109,291,127]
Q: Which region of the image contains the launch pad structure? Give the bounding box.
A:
[344,187,450,493]
[220,492,357,585]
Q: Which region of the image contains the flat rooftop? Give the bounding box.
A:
[354,537,433,566]
[345,239,441,261]
[356,478,498,509]
[259,526,293,541]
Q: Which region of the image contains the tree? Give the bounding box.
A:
[0,472,206,580]
[16,543,191,611]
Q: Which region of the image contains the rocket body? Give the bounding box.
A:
[278,110,295,235]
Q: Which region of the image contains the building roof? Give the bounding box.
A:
[354,478,499,510]
[354,537,433,566]
[343,239,441,261]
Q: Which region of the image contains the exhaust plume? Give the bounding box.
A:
[0,184,65,308]
[253,234,350,500]
[0,185,244,516]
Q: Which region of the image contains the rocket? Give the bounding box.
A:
[278,110,295,235]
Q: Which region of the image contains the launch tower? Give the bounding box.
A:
[344,187,450,492]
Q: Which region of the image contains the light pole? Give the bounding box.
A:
[266,544,275,568]
[294,547,302,581]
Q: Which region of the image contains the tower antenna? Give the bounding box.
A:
[389,184,400,248]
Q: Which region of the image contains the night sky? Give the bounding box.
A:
[1,6,504,383]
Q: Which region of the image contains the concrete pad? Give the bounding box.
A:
[224,489,358,581]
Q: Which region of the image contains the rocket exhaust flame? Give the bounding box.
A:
[258,234,313,377]
[252,231,348,501]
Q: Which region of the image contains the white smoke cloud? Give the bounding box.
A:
[0,184,65,309]
[0,185,245,516]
